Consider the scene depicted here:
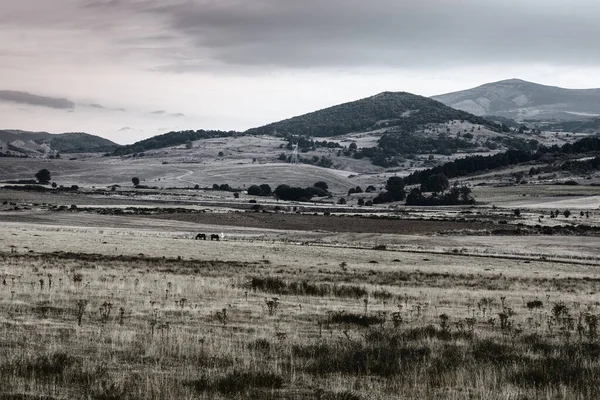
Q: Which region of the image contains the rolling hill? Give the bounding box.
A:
[0,130,119,155]
[432,79,600,121]
[245,92,498,137]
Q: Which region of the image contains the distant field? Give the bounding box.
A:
[0,158,358,192]
[473,185,600,209]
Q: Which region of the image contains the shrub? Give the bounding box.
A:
[329,311,385,327]
[295,330,430,376]
[191,370,284,394]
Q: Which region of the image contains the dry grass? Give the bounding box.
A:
[1,239,600,399]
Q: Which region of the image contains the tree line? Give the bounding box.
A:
[404,137,600,187]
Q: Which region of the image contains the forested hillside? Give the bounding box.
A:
[245,92,498,137]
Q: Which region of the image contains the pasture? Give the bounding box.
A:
[1,212,600,399]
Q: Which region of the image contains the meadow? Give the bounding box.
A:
[1,221,600,400]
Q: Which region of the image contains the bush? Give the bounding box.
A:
[249,277,370,299]
[191,370,284,394]
[295,330,430,376]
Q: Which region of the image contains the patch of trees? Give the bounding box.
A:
[406,186,475,206]
[404,149,537,186]
[560,157,600,173]
[112,130,240,155]
[348,186,363,195]
[403,136,600,187]
[488,136,539,152]
[372,177,406,204]
[356,132,477,167]
[247,184,273,196]
[212,183,236,192]
[283,135,341,152]
[420,174,449,193]
[274,183,329,201]
[529,156,600,175]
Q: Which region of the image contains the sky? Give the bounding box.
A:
[1,0,600,145]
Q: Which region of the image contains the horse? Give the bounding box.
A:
[210,234,220,241]
[195,233,206,240]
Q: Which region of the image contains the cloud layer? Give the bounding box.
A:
[0,90,75,109]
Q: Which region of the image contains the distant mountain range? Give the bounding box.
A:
[245,92,497,137]
[432,79,600,121]
[0,130,119,155]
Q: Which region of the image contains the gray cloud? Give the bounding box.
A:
[0,90,75,109]
[169,112,185,117]
[4,1,600,72]
[149,110,166,115]
[119,0,600,70]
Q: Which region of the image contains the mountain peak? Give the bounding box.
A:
[432,79,600,120]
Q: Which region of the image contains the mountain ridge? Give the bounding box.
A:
[0,130,119,155]
[432,79,600,121]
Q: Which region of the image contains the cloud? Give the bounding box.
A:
[140,0,600,70]
[85,103,106,109]
[147,110,185,117]
[0,90,75,109]
[4,1,600,72]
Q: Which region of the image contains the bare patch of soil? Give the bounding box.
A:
[144,212,499,235]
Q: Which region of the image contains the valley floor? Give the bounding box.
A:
[1,184,600,399]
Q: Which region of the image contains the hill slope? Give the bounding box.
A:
[245,92,497,137]
[0,130,119,154]
[432,79,600,121]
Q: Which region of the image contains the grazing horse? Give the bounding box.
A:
[210,234,220,241]
[195,233,207,240]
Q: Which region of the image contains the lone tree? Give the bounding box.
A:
[132,177,140,186]
[35,169,51,184]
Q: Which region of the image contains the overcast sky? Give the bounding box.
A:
[1,0,600,144]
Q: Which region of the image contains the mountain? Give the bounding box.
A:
[0,130,119,154]
[432,79,600,121]
[245,92,497,137]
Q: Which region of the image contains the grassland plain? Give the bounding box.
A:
[1,218,600,399]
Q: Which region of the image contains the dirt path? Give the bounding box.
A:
[174,168,201,186]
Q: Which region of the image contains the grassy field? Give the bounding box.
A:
[0,158,357,193]
[2,151,600,399]
[1,218,600,399]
